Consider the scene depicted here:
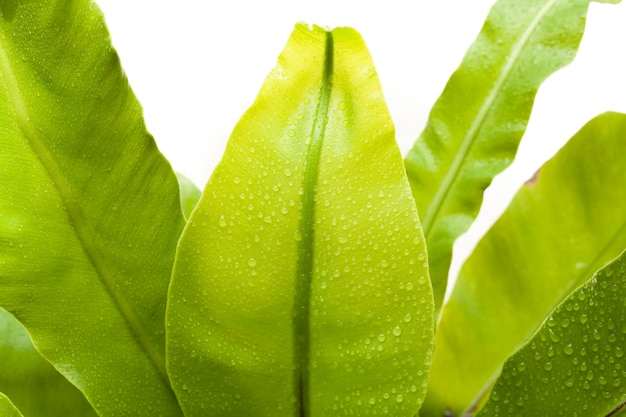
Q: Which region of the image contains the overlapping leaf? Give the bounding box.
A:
[404,0,621,314]
[423,112,626,416]
[0,1,185,415]
[0,393,23,417]
[167,24,434,417]
[176,173,202,220]
[477,249,626,417]
[0,309,97,417]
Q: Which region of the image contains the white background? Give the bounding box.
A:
[95,1,626,296]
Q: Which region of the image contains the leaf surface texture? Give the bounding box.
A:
[167,24,434,417]
[425,112,626,416]
[404,0,620,313]
[0,1,186,415]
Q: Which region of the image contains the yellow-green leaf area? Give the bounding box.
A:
[426,112,626,416]
[167,24,434,417]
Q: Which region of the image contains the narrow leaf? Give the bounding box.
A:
[477,249,626,417]
[0,393,24,417]
[423,112,626,416]
[167,24,434,417]
[404,0,621,313]
[0,309,97,417]
[0,1,185,415]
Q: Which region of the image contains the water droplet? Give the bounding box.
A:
[378,334,386,343]
[380,260,388,268]
[544,361,553,371]
[287,129,296,137]
[293,230,303,241]
[615,347,624,358]
[403,313,412,323]
[548,329,560,343]
[393,326,402,336]
[248,258,257,267]
[368,397,376,405]
[284,168,293,177]
[218,216,227,228]
[395,394,404,403]
[321,281,327,289]
[563,343,574,355]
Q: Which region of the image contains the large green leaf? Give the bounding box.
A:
[423,112,626,416]
[167,24,434,417]
[0,393,23,417]
[404,0,620,313]
[0,1,185,415]
[0,309,97,417]
[477,249,626,417]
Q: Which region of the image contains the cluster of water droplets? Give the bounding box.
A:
[478,260,626,416]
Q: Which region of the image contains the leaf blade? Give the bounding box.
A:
[0,1,185,414]
[404,0,620,313]
[0,309,97,417]
[0,393,24,417]
[423,112,626,416]
[476,249,626,417]
[167,24,434,417]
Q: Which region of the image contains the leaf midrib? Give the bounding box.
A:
[420,0,559,236]
[292,29,334,417]
[0,33,176,399]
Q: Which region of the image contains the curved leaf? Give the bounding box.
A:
[167,24,434,417]
[0,309,97,417]
[423,112,626,416]
[0,1,185,415]
[404,0,621,313]
[477,249,626,417]
[176,172,202,220]
[0,393,24,417]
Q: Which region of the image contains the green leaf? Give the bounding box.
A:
[404,0,620,314]
[0,309,97,417]
[176,172,202,220]
[423,112,626,416]
[0,392,24,417]
[167,24,434,417]
[0,1,185,415]
[476,249,626,417]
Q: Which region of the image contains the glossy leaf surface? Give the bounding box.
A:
[477,250,626,417]
[167,24,434,417]
[404,0,620,313]
[0,1,185,415]
[0,393,23,417]
[0,309,97,417]
[424,112,626,416]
